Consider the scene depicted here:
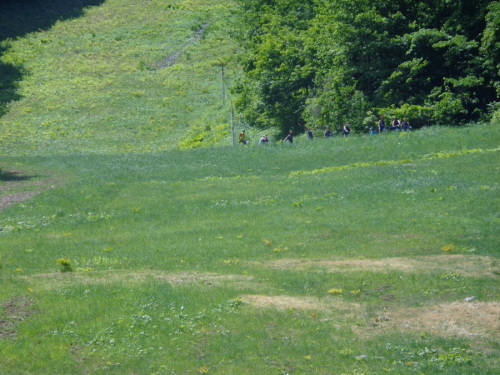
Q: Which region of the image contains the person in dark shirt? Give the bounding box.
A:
[378,116,386,133]
[307,128,314,139]
[390,117,400,131]
[401,118,411,131]
[343,122,351,137]
[283,130,294,143]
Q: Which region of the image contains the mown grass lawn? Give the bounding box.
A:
[0,125,499,374]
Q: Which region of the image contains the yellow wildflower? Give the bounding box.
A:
[441,244,455,252]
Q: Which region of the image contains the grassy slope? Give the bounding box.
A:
[0,125,499,374]
[0,0,499,374]
[0,0,240,155]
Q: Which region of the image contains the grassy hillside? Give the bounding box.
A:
[0,1,499,374]
[0,125,499,374]
[0,0,240,155]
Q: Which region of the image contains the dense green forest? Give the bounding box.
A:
[233,0,499,135]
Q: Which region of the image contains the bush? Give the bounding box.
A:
[56,258,73,273]
[375,104,434,128]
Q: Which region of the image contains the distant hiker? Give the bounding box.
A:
[390,117,400,131]
[283,130,293,144]
[378,116,386,133]
[401,118,411,131]
[324,126,332,138]
[369,127,377,135]
[239,129,249,145]
[258,134,269,145]
[307,128,314,139]
[342,122,351,137]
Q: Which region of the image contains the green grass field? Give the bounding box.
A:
[0,0,499,374]
[0,0,239,155]
[1,125,499,374]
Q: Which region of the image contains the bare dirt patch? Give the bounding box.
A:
[0,191,40,210]
[0,167,62,211]
[0,296,37,339]
[262,255,499,278]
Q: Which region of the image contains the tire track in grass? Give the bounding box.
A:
[157,23,209,69]
[260,255,500,278]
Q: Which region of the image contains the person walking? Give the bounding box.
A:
[390,117,400,131]
[283,130,294,144]
[258,134,269,145]
[239,129,249,145]
[401,118,411,131]
[324,126,332,138]
[378,116,386,133]
[342,122,351,137]
[307,128,314,139]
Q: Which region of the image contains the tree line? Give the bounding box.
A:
[232,0,499,135]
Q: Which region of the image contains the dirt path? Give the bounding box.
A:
[157,22,209,69]
[0,191,40,211]
[0,296,37,339]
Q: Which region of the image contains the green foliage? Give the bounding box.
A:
[234,0,499,134]
[374,104,433,128]
[232,0,317,135]
[481,2,500,88]
[56,258,73,273]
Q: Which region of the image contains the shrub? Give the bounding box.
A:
[56,258,73,273]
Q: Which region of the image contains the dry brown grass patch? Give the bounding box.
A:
[22,270,257,290]
[241,294,363,313]
[161,271,252,285]
[392,301,500,339]
[263,255,498,278]
[354,301,500,349]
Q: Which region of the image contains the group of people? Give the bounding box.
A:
[238,116,411,145]
[375,116,412,133]
[305,123,351,140]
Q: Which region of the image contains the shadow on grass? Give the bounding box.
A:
[0,0,106,117]
[0,44,23,117]
[0,0,106,40]
[0,170,36,182]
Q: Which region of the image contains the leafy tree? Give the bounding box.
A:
[233,0,316,135]
[234,0,499,134]
[480,1,500,120]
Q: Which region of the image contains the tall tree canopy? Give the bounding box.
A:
[233,0,499,134]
